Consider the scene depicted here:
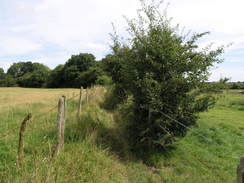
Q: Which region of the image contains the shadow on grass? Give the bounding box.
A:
[64,111,129,160]
[63,106,179,168]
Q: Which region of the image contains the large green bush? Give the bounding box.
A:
[108,0,224,152]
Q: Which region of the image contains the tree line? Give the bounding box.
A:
[0,53,112,88]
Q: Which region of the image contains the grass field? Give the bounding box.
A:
[0,87,243,182]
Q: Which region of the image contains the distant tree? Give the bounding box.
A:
[46,65,65,88]
[62,53,99,88]
[217,77,230,90]
[0,68,5,79]
[65,53,96,71]
[5,62,50,88]
[0,74,16,87]
[17,63,50,88]
[63,65,80,88]
[75,66,104,88]
[108,0,225,153]
[7,62,33,78]
[230,83,239,89]
[2,54,111,88]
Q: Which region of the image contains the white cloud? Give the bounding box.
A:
[168,0,244,34]
[0,36,42,55]
[9,0,140,48]
[1,0,244,80]
[210,67,244,82]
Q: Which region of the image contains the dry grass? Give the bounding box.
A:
[0,87,80,108]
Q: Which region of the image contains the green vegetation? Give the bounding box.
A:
[0,53,111,88]
[105,0,224,153]
[0,87,243,182]
[0,1,243,182]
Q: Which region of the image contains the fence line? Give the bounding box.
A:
[52,96,66,156]
[77,87,83,120]
[158,118,228,182]
[0,93,80,141]
[17,113,32,166]
[0,87,242,181]
[155,107,243,182]
[158,109,241,159]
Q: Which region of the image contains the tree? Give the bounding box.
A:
[109,0,224,152]
[46,65,65,88]
[6,62,50,88]
[0,68,5,79]
[7,62,33,78]
[18,69,50,88]
[62,53,101,88]
[75,66,105,88]
[65,53,96,71]
[0,74,16,87]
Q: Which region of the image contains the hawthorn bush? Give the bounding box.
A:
[108,0,224,152]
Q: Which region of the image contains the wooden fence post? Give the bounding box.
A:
[17,113,32,166]
[77,86,83,119]
[86,88,89,103]
[53,96,66,156]
[237,157,244,183]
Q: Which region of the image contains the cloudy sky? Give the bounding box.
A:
[0,0,243,81]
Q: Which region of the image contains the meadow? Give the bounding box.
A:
[0,87,243,182]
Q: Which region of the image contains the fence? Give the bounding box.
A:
[0,87,89,165]
[0,86,243,182]
[149,106,244,182]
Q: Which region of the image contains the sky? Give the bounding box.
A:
[0,0,244,81]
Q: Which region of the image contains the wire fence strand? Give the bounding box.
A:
[158,109,241,160]
[157,119,229,182]
[0,93,81,140]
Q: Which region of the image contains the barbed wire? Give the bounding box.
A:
[158,120,228,182]
[0,93,80,140]
[157,109,242,160]
[0,126,20,139]
[0,88,241,181]
[183,148,225,182]
[32,93,80,121]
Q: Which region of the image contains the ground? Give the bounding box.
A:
[0,87,243,182]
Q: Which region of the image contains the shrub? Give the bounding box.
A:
[108,0,224,152]
[95,75,113,86]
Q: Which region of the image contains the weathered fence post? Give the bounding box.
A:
[86,88,89,103]
[53,96,66,156]
[77,86,83,119]
[237,157,244,183]
[17,113,32,166]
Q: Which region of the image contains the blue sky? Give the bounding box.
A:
[0,0,244,81]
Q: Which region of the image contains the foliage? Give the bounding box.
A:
[17,69,50,88]
[108,0,225,152]
[7,62,34,78]
[95,75,113,86]
[18,63,50,88]
[49,53,109,88]
[0,53,111,88]
[46,64,65,88]
[0,68,5,79]
[0,74,16,87]
[229,82,244,89]
[3,62,50,88]
[0,87,242,183]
